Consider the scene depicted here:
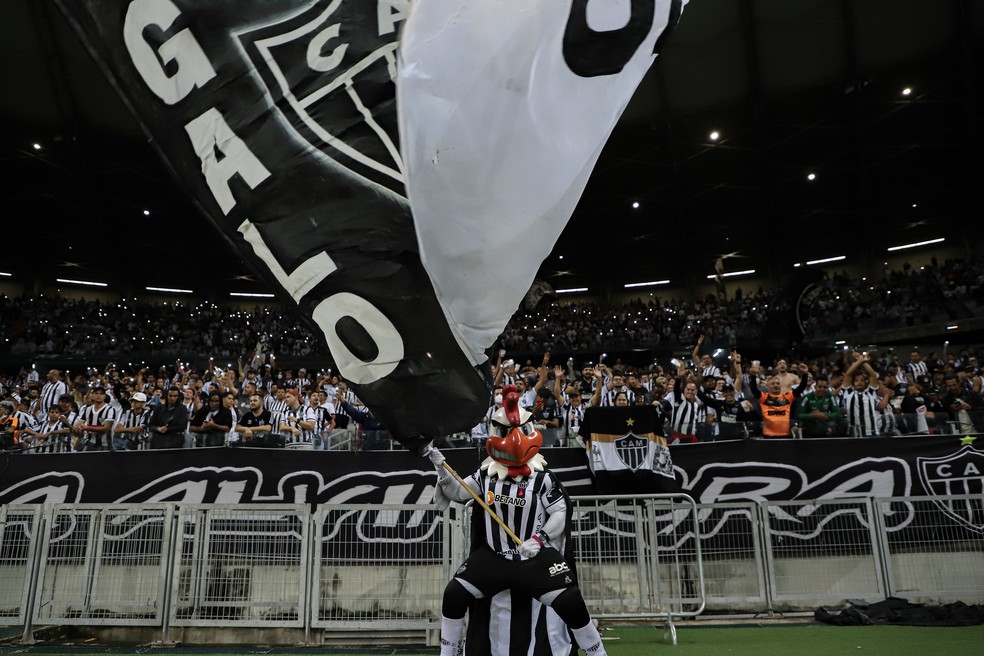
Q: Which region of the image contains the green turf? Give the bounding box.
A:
[1,624,982,655]
[611,624,984,656]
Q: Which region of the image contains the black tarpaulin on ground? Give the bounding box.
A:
[816,597,984,626]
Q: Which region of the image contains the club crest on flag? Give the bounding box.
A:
[614,432,649,472]
[238,0,407,196]
[917,446,984,532]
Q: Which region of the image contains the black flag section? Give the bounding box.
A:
[55,0,490,438]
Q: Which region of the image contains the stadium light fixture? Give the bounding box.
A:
[555,287,588,294]
[0,272,11,277]
[805,255,845,266]
[624,280,669,288]
[146,286,193,294]
[56,278,107,287]
[886,237,944,252]
[705,269,755,279]
[230,292,275,298]
[946,325,959,331]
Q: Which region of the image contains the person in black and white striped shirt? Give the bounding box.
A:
[842,352,883,437]
[40,369,68,416]
[906,350,929,379]
[426,385,608,656]
[265,385,289,417]
[662,373,703,444]
[73,385,116,451]
[115,392,151,451]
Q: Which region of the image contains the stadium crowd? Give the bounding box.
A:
[1,337,982,454]
[2,257,981,359]
[0,256,981,453]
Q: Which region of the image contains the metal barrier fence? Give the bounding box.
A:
[2,492,982,645]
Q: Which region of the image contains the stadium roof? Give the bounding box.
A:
[2,0,981,300]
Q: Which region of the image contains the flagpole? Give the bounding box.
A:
[441,462,522,545]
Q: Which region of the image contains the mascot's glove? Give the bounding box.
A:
[519,531,548,558]
[519,537,541,558]
[425,446,446,468]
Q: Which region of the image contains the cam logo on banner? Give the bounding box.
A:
[917,445,984,532]
[238,0,407,195]
[581,406,677,494]
[614,432,650,472]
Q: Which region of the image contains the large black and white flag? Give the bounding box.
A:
[55,0,686,440]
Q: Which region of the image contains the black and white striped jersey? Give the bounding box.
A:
[12,410,37,432]
[77,404,117,445]
[561,402,585,438]
[265,395,289,416]
[39,380,68,414]
[467,469,566,561]
[600,386,635,407]
[664,397,702,435]
[842,385,881,436]
[906,360,929,378]
[116,407,151,440]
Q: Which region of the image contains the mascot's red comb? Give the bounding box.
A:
[501,384,521,427]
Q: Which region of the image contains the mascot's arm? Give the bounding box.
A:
[426,447,480,508]
[539,499,568,543]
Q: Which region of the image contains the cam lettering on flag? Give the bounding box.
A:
[580,406,678,494]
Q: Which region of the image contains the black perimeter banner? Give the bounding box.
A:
[2,436,982,536]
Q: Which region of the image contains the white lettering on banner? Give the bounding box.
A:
[377,0,410,35]
[185,109,272,214]
[238,219,337,300]
[238,219,405,385]
[936,462,982,477]
[313,293,404,385]
[123,0,217,105]
[698,476,791,505]
[306,24,348,72]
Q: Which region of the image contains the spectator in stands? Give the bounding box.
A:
[942,374,984,434]
[663,366,702,444]
[115,391,151,450]
[147,388,189,449]
[22,407,67,453]
[73,385,116,451]
[773,358,802,393]
[841,353,883,437]
[692,334,720,378]
[697,352,756,440]
[236,393,275,445]
[898,377,937,434]
[796,377,843,438]
[336,391,389,451]
[532,386,562,447]
[40,369,68,415]
[190,393,233,447]
[278,390,307,445]
[0,400,21,452]
[738,362,809,438]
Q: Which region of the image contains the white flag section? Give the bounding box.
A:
[398,0,685,365]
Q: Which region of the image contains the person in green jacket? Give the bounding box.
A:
[797,377,844,437]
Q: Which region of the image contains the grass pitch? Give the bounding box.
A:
[1,623,982,655]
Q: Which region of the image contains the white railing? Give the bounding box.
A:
[2,493,981,645]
